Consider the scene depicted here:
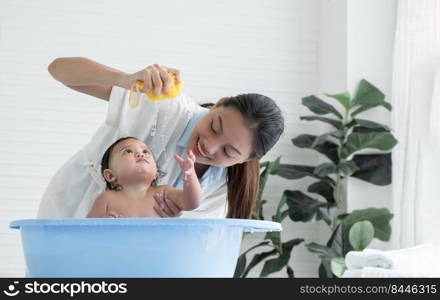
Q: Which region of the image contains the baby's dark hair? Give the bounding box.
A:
[101,136,164,190]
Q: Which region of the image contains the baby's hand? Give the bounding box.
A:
[174,150,196,179]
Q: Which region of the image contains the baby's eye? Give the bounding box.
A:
[143,149,150,154]
[123,149,133,154]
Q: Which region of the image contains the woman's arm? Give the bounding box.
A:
[48,57,128,101]
[48,57,181,101]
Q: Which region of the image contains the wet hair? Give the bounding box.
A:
[101,137,164,190]
[204,94,284,219]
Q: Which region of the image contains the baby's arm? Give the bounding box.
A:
[87,191,121,218]
[166,150,202,211]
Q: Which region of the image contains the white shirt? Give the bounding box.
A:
[36,86,228,219]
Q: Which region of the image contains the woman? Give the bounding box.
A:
[37,57,284,219]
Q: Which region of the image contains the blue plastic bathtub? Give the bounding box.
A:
[10,218,281,278]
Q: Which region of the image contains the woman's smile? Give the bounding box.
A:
[193,136,209,159]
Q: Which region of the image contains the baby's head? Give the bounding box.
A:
[101,137,161,190]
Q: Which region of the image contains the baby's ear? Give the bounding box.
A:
[103,169,116,183]
[151,172,160,186]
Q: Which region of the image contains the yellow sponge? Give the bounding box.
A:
[129,73,183,108]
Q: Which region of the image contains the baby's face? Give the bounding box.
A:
[108,138,158,186]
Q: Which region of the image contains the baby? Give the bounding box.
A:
[86,137,201,218]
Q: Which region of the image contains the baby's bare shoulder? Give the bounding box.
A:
[96,190,119,202]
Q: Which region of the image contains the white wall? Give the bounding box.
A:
[0,0,323,277]
[345,0,396,216]
[318,0,397,250]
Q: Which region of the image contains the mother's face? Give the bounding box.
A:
[188,105,254,167]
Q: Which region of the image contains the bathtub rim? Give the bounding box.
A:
[10,217,282,233]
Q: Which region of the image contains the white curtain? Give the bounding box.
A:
[391,0,440,248]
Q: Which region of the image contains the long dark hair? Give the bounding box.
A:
[203,94,284,219]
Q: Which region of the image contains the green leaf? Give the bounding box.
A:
[305,242,338,258]
[314,163,337,177]
[316,205,338,226]
[325,91,351,110]
[307,180,335,203]
[287,265,295,278]
[258,157,281,198]
[311,132,343,148]
[272,194,287,223]
[341,208,394,256]
[284,190,328,222]
[330,130,344,139]
[353,126,389,134]
[274,164,317,180]
[254,200,267,221]
[337,213,350,221]
[351,153,392,185]
[233,241,271,278]
[327,224,343,257]
[234,254,247,278]
[341,132,398,158]
[255,157,281,219]
[280,209,289,221]
[338,161,360,176]
[260,161,269,168]
[274,164,335,185]
[331,257,347,277]
[255,165,270,219]
[267,156,281,174]
[260,239,304,277]
[348,119,390,131]
[319,260,334,278]
[352,80,385,105]
[242,249,277,278]
[311,134,329,148]
[351,102,392,117]
[292,134,340,164]
[264,231,281,250]
[264,194,286,245]
[350,79,392,116]
[349,220,375,251]
[302,95,343,119]
[300,116,343,130]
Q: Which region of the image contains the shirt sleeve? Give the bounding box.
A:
[105,85,126,128]
[105,85,161,132]
[104,86,197,138]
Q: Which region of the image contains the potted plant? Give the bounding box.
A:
[234,79,396,278]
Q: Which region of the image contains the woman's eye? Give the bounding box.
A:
[211,121,217,134]
[224,148,231,158]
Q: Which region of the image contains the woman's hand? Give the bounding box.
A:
[153,189,183,218]
[119,64,181,95]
